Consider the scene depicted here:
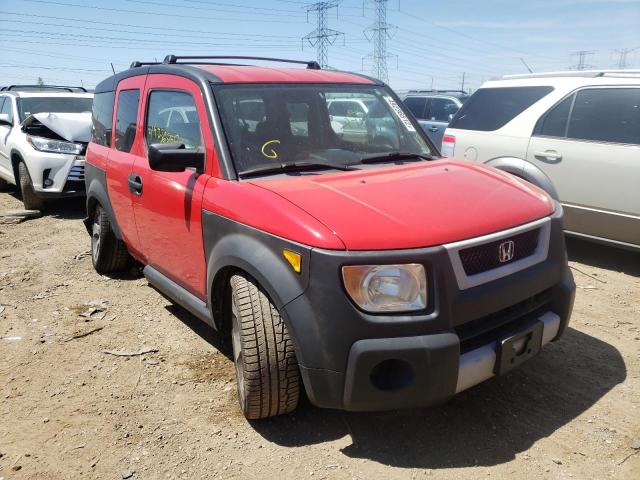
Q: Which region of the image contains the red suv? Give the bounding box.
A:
[85,55,575,419]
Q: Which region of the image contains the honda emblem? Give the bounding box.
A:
[498,240,515,263]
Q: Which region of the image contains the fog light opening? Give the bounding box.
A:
[370,359,413,392]
[43,169,53,188]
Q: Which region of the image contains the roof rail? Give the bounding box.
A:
[161,55,322,70]
[406,89,468,94]
[129,61,162,68]
[502,69,640,80]
[0,84,87,93]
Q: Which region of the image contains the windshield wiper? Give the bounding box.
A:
[238,161,358,178]
[357,152,435,165]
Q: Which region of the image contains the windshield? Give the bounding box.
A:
[17,97,93,122]
[213,84,432,175]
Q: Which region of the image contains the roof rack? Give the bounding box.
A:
[406,89,468,94]
[502,69,640,80]
[129,61,162,68]
[0,84,87,93]
[161,55,322,70]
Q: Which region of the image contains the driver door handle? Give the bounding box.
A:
[428,126,439,132]
[534,150,562,161]
[128,173,143,196]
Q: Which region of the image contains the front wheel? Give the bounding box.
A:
[91,205,130,274]
[0,177,11,192]
[18,161,45,211]
[230,273,300,420]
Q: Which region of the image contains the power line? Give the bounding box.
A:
[125,0,306,17]
[0,11,300,38]
[303,2,344,68]
[363,0,396,83]
[569,50,595,70]
[22,0,304,23]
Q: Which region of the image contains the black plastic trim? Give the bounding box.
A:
[143,265,213,326]
[83,162,123,239]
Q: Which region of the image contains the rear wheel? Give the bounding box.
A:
[229,273,300,419]
[91,205,130,274]
[18,161,45,211]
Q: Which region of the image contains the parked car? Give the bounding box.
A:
[401,90,469,148]
[443,70,640,251]
[0,85,94,209]
[85,55,574,420]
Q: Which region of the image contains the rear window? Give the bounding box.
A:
[91,91,115,147]
[449,86,554,131]
[115,89,140,153]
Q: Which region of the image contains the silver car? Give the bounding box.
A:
[443,70,640,251]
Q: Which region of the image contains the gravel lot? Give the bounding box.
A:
[0,192,638,480]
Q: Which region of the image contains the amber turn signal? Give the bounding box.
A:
[283,249,302,273]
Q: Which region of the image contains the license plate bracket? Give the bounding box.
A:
[495,321,543,375]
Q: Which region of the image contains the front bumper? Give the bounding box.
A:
[283,206,575,411]
[29,152,86,198]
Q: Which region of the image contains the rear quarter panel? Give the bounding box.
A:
[444,128,531,164]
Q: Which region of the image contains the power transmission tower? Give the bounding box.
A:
[569,50,595,70]
[303,2,344,69]
[612,47,638,69]
[363,0,397,83]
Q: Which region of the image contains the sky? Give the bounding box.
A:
[1,0,639,91]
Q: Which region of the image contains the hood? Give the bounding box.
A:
[250,160,554,250]
[22,112,92,142]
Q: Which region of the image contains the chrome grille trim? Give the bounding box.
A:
[444,216,551,290]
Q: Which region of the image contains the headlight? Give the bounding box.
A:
[342,264,427,313]
[27,135,84,155]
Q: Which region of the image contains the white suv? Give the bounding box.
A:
[443,71,640,251]
[0,85,94,210]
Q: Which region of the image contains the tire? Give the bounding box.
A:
[18,161,45,211]
[229,273,300,419]
[91,205,130,274]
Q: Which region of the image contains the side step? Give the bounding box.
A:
[143,266,214,328]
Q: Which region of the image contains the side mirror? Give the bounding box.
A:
[148,143,204,173]
[0,113,12,126]
[448,114,454,122]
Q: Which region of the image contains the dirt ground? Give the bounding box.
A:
[0,192,638,480]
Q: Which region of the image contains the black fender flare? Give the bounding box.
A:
[203,211,311,332]
[485,157,559,200]
[84,163,123,239]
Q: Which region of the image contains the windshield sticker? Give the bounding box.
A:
[261,139,281,159]
[383,96,416,132]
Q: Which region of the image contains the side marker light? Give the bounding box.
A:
[283,249,301,273]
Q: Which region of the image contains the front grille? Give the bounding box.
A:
[459,228,540,276]
[67,164,85,181]
[455,288,552,354]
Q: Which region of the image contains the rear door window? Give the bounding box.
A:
[115,89,140,153]
[449,86,554,131]
[534,94,574,138]
[403,97,427,119]
[567,88,640,145]
[427,97,459,122]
